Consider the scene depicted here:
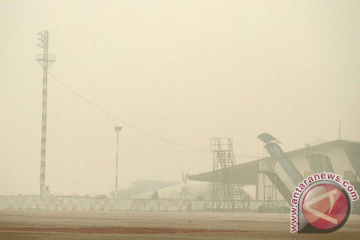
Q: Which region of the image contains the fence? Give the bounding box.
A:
[0,195,286,212]
[0,195,203,212]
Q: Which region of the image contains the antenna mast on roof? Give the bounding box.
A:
[339,120,342,140]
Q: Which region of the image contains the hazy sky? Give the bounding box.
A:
[1,0,360,195]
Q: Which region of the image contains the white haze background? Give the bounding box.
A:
[1,0,360,195]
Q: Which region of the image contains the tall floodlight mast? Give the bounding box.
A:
[36,30,55,197]
[115,126,122,189]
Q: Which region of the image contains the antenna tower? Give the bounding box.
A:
[36,30,56,197]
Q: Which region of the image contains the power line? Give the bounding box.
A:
[48,72,260,159]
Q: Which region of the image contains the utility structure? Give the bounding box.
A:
[115,126,122,189]
[179,171,190,199]
[209,138,246,211]
[36,30,55,197]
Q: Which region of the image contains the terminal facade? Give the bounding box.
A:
[189,137,360,213]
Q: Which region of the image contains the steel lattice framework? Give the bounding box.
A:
[209,138,246,211]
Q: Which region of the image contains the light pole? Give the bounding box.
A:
[36,30,55,197]
[115,126,122,189]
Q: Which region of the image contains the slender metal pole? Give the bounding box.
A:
[40,33,48,197]
[115,126,122,190]
[37,30,55,197]
[116,131,119,189]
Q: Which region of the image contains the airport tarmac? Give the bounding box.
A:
[0,210,359,239]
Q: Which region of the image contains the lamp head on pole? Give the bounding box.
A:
[115,126,122,133]
[36,31,47,48]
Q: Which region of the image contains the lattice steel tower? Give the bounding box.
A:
[209,138,245,211]
[36,30,55,197]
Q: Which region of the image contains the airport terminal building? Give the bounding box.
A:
[189,138,360,213]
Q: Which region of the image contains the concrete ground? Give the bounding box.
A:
[0,210,359,239]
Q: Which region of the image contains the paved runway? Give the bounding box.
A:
[1,210,359,239]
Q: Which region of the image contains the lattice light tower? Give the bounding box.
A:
[209,138,245,211]
[36,30,55,197]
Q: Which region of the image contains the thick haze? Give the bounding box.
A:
[1,0,360,195]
